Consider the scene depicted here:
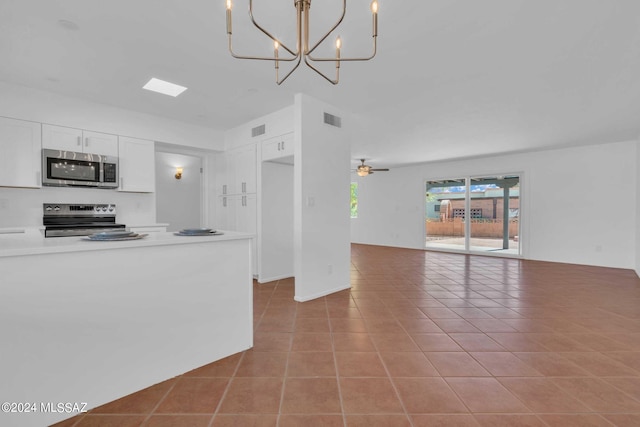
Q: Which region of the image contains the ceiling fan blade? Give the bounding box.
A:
[370,168,389,171]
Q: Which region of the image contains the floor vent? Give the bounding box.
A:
[251,124,266,137]
[323,112,342,128]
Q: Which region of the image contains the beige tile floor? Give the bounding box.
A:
[55,244,640,426]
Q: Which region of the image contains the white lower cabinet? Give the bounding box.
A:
[218,194,257,275]
[0,117,42,188]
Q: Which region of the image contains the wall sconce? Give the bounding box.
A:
[175,167,183,180]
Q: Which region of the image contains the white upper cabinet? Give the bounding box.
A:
[118,136,155,193]
[0,117,42,188]
[234,145,257,194]
[261,132,293,162]
[42,124,81,151]
[82,130,119,157]
[219,144,257,195]
[42,124,118,157]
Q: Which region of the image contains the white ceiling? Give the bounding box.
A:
[2,0,640,168]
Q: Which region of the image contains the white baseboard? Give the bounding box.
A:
[257,273,294,284]
[294,283,351,302]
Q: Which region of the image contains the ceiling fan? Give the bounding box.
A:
[355,159,389,177]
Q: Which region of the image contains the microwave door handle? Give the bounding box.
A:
[77,136,82,147]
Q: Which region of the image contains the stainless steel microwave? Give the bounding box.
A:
[42,149,119,188]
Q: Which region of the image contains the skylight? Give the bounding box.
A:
[142,78,187,97]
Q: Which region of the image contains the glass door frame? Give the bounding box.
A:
[424,172,524,259]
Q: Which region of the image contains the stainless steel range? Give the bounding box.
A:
[43,203,126,237]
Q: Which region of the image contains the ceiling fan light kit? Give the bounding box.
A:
[356,158,389,176]
[225,0,378,85]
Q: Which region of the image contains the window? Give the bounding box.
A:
[350,182,358,218]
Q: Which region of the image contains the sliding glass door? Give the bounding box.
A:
[425,175,521,256]
[425,178,467,251]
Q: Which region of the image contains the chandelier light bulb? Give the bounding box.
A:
[274,40,279,50]
[226,0,232,11]
[335,36,342,50]
[371,0,378,14]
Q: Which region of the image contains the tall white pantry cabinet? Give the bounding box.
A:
[216,144,258,274]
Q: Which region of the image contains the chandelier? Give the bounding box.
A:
[225,0,378,85]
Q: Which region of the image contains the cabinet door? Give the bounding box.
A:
[216,195,237,230]
[83,130,118,156]
[42,124,83,151]
[42,125,118,156]
[236,194,257,234]
[236,194,257,275]
[221,151,235,195]
[118,136,155,192]
[0,117,42,188]
[233,145,257,194]
[261,132,293,162]
[215,152,228,195]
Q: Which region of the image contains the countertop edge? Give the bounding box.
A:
[0,231,254,258]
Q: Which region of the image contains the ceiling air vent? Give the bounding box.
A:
[251,124,266,137]
[323,112,342,128]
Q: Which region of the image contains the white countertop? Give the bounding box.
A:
[0,230,254,258]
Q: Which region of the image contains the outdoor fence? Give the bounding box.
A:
[426,218,519,238]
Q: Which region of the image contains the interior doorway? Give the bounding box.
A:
[425,175,521,256]
[155,150,203,232]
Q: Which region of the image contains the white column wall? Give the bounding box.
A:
[294,94,351,301]
[351,140,637,270]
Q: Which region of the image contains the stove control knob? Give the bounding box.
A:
[45,205,53,211]
[108,206,114,212]
[54,206,60,211]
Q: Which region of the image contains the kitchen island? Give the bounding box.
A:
[0,231,254,427]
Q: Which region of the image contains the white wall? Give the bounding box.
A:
[155,152,202,231]
[224,105,294,151]
[352,140,637,270]
[294,94,351,301]
[260,161,294,281]
[0,81,223,150]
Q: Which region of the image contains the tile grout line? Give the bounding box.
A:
[328,293,349,427]
[276,278,297,426]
